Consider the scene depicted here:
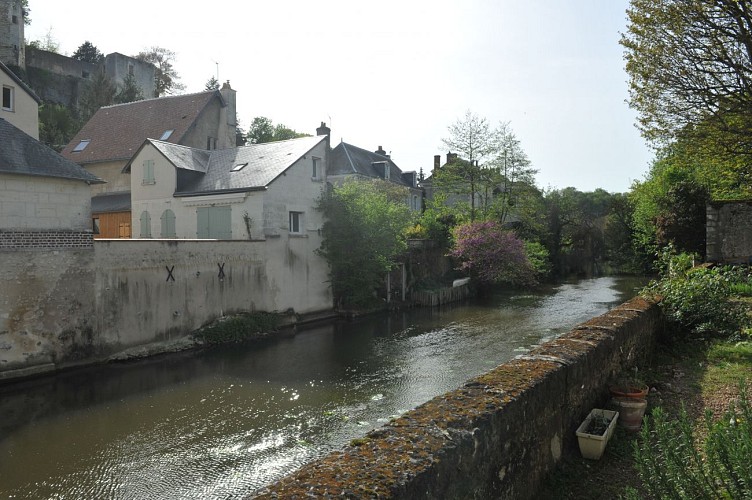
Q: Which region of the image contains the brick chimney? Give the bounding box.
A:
[434,155,440,171]
[375,146,387,156]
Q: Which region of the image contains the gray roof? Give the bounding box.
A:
[0,118,103,183]
[0,61,41,104]
[141,135,326,196]
[329,142,412,187]
[91,192,131,213]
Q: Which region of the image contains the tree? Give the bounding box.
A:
[72,41,104,64]
[79,68,115,121]
[435,111,536,222]
[621,0,752,156]
[205,76,220,91]
[450,220,536,287]
[114,73,145,104]
[135,46,185,97]
[39,103,81,151]
[317,179,415,307]
[246,116,310,144]
[20,0,30,25]
[28,27,60,53]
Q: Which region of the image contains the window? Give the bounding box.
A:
[12,15,17,24]
[140,211,152,238]
[92,217,100,235]
[197,206,231,239]
[207,137,217,150]
[160,209,176,238]
[159,129,174,141]
[128,64,134,76]
[72,139,90,152]
[231,163,247,172]
[142,159,155,185]
[2,86,13,111]
[289,211,303,234]
[312,157,320,179]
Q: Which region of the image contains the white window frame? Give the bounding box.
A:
[2,86,13,111]
[289,211,304,234]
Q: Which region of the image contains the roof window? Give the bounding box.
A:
[160,129,174,140]
[73,139,90,152]
[231,163,248,172]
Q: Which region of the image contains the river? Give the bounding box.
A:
[0,276,645,499]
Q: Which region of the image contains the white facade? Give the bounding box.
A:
[0,62,38,138]
[129,139,328,240]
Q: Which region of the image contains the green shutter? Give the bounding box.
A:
[161,209,176,237]
[140,211,151,238]
[197,207,209,238]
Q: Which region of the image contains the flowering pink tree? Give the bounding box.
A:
[450,221,536,286]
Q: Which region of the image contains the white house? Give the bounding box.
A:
[0,59,39,139]
[126,134,328,240]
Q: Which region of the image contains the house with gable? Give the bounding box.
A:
[328,141,422,212]
[1,59,38,138]
[126,131,328,241]
[60,82,238,238]
[1,59,103,248]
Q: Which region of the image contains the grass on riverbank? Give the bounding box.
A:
[538,335,752,499]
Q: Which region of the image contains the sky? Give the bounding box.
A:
[24,1,654,193]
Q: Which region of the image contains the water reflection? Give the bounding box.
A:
[0,276,645,499]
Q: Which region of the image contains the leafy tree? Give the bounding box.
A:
[205,76,220,91]
[621,0,752,157]
[317,179,415,308]
[135,46,185,97]
[71,41,104,64]
[435,111,536,222]
[20,0,30,24]
[28,27,60,53]
[246,116,309,144]
[114,73,144,104]
[450,220,536,287]
[79,68,115,121]
[39,103,81,151]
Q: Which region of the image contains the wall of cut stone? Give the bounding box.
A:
[0,237,332,381]
[255,296,659,499]
[707,200,752,264]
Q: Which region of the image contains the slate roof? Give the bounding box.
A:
[60,90,224,165]
[91,192,131,213]
[137,135,327,196]
[0,118,103,183]
[0,61,41,104]
[329,142,412,187]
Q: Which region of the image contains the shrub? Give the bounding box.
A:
[194,312,280,344]
[642,250,748,337]
[629,382,752,499]
[450,220,536,287]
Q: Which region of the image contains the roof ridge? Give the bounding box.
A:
[101,90,217,110]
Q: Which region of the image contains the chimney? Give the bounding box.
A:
[447,152,458,164]
[316,121,330,137]
[375,146,387,157]
[434,155,440,171]
[219,80,237,148]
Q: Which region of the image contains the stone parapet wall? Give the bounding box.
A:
[254,296,659,499]
[0,230,93,249]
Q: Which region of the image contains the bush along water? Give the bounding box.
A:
[641,247,749,338]
[194,312,281,345]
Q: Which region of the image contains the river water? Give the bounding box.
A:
[0,276,644,499]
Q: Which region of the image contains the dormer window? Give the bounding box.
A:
[72,139,90,152]
[159,129,174,141]
[231,163,247,172]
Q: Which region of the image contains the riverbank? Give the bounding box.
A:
[539,334,752,498]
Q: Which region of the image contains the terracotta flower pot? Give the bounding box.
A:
[609,382,649,399]
[611,397,647,432]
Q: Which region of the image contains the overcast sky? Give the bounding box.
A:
[25,1,653,193]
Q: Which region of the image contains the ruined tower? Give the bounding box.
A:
[0,0,25,68]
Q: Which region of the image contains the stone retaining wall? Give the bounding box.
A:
[253,296,659,499]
